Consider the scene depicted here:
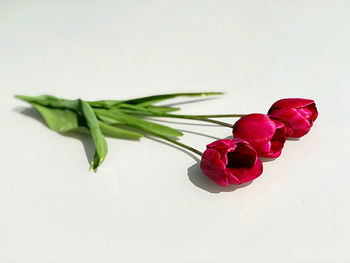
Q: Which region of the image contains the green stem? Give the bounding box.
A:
[175,115,234,128]
[150,133,203,156]
[189,114,245,118]
[119,109,234,128]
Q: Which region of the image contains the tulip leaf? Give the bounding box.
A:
[87,100,179,113]
[98,121,142,140]
[117,103,181,114]
[123,92,224,106]
[94,108,183,137]
[87,100,123,109]
[117,103,171,114]
[31,103,79,133]
[143,105,180,113]
[71,126,90,135]
[80,100,108,170]
[87,92,223,109]
[15,94,79,111]
[14,92,220,171]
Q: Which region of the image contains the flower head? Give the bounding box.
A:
[232,114,286,158]
[268,98,318,138]
[200,139,263,186]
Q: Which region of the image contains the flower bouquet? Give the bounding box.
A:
[15,92,317,186]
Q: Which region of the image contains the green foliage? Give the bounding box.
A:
[80,100,108,171]
[32,103,79,133]
[95,108,183,137]
[14,91,221,170]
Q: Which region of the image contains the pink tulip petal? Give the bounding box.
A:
[260,148,282,158]
[206,139,232,148]
[226,168,247,184]
[226,143,256,169]
[306,103,318,122]
[232,114,276,149]
[226,171,242,184]
[296,108,313,123]
[269,108,311,138]
[268,98,318,138]
[229,158,263,184]
[269,120,286,152]
[200,149,229,186]
[269,98,315,110]
[200,139,263,186]
[206,139,237,166]
[258,141,272,154]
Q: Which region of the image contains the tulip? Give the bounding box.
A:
[200,139,263,186]
[232,114,286,158]
[267,98,318,138]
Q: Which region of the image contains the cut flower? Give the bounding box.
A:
[200,139,263,186]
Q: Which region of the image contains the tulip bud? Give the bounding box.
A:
[200,139,263,186]
[268,98,318,138]
[232,114,286,158]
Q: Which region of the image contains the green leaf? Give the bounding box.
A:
[80,100,108,171]
[70,126,90,135]
[117,103,179,114]
[87,100,123,109]
[87,92,223,109]
[123,92,224,106]
[144,105,180,113]
[32,103,79,133]
[98,121,142,140]
[94,109,183,137]
[15,94,80,111]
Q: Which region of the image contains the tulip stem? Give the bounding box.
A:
[189,114,246,118]
[119,109,235,128]
[151,133,203,156]
[177,116,234,128]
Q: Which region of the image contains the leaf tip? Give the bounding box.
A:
[177,130,184,136]
[14,94,25,100]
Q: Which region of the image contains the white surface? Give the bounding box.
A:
[1,0,349,262]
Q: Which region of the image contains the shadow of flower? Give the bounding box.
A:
[286,138,300,141]
[187,162,253,193]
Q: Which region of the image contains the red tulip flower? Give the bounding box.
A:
[268,98,318,138]
[232,114,286,158]
[200,139,263,186]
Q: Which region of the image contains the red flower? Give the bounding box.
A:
[200,139,263,186]
[232,114,286,158]
[268,98,318,138]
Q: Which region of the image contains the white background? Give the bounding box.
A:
[1,0,349,262]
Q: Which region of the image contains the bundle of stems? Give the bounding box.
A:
[15,92,244,170]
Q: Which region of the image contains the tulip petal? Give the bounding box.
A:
[269,120,286,154]
[227,158,263,184]
[226,141,262,184]
[268,98,318,138]
[305,103,318,122]
[200,149,229,186]
[258,141,272,154]
[232,114,276,149]
[269,98,315,110]
[206,139,237,166]
[296,108,314,123]
[249,158,263,181]
[269,108,311,138]
[200,139,263,186]
[206,139,232,149]
[226,143,256,169]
